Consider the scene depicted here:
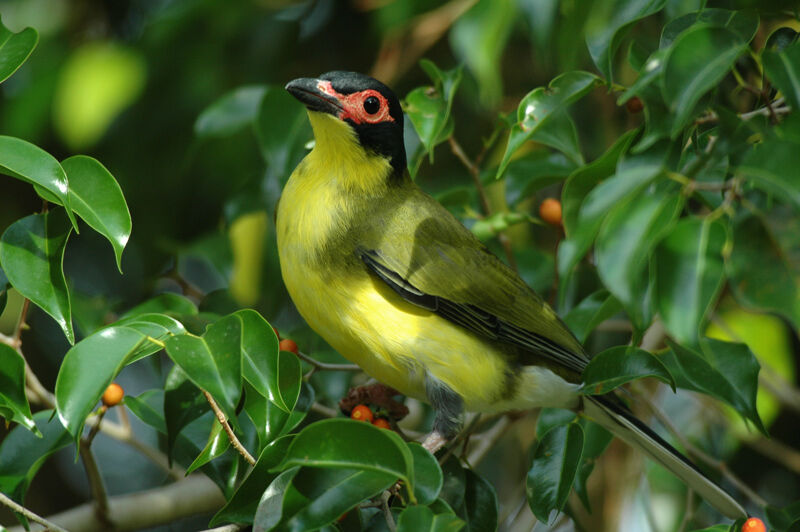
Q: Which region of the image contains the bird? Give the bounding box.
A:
[275,70,747,520]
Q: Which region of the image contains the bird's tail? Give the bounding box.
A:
[582,395,747,520]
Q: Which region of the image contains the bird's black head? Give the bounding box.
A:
[285,71,406,176]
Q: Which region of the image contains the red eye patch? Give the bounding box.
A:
[316,80,394,125]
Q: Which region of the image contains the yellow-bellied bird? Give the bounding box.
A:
[276,71,747,519]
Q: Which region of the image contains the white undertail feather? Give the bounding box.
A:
[583,396,747,520]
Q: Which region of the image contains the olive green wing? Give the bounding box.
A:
[360,187,588,375]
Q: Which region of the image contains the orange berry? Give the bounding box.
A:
[272,326,281,340]
[539,198,562,226]
[742,517,766,532]
[625,96,643,114]
[350,404,374,423]
[372,418,391,430]
[279,338,298,354]
[102,383,124,407]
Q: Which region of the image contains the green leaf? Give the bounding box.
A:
[164,365,209,459]
[0,136,76,227]
[211,435,294,526]
[111,313,185,363]
[185,421,230,475]
[563,290,622,344]
[195,85,267,138]
[0,210,74,343]
[572,419,612,511]
[662,339,766,434]
[438,456,466,512]
[765,501,800,531]
[0,344,37,433]
[655,217,726,345]
[236,309,299,412]
[276,418,415,499]
[449,0,515,107]
[55,325,155,441]
[660,8,758,49]
[561,129,638,236]
[585,0,667,81]
[596,186,683,328]
[59,156,131,271]
[409,442,443,505]
[526,422,584,523]
[404,60,462,160]
[738,139,800,212]
[397,505,465,532]
[254,467,299,532]
[164,314,243,424]
[536,408,577,437]
[123,390,166,434]
[498,151,576,207]
[496,71,600,179]
[254,87,311,179]
[0,16,38,84]
[0,410,71,502]
[662,26,747,136]
[121,293,198,319]
[460,469,498,532]
[727,214,800,329]
[581,346,676,394]
[763,41,800,112]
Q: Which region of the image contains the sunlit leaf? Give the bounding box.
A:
[0,16,38,84]
[404,60,462,160]
[582,345,675,394]
[185,421,229,475]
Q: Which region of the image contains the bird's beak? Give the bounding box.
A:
[285,77,343,116]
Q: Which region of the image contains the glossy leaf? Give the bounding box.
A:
[582,346,676,394]
[0,211,74,343]
[254,467,299,532]
[397,505,465,532]
[164,314,243,424]
[0,344,37,433]
[563,290,622,344]
[763,41,800,112]
[195,85,267,138]
[236,309,299,412]
[409,442,443,505]
[662,26,747,135]
[561,129,638,236]
[586,0,667,81]
[123,390,166,434]
[526,422,584,523]
[60,156,131,271]
[660,8,758,49]
[277,418,415,497]
[662,339,765,433]
[573,419,613,511]
[0,410,70,502]
[460,469,498,532]
[655,217,726,345]
[0,136,75,226]
[254,87,311,178]
[121,293,198,319]
[164,365,210,459]
[185,421,229,475]
[109,312,184,364]
[211,435,293,526]
[55,325,152,441]
[596,187,683,327]
[496,71,600,179]
[738,139,800,212]
[727,214,800,329]
[0,17,38,84]
[404,60,462,160]
[499,151,576,207]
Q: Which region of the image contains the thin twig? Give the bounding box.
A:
[202,390,256,466]
[13,298,31,347]
[79,440,112,528]
[84,406,108,446]
[448,136,518,271]
[296,351,361,372]
[466,415,514,466]
[380,490,396,532]
[0,492,70,532]
[676,487,695,532]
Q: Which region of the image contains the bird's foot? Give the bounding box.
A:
[421,430,448,454]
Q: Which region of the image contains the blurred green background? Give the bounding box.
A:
[1,0,798,530]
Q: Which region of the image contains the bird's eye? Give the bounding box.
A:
[363,96,380,114]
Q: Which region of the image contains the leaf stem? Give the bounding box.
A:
[380,490,396,532]
[202,390,256,466]
[0,492,69,532]
[296,350,361,372]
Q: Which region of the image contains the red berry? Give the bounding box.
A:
[372,418,391,430]
[626,96,644,114]
[742,518,766,532]
[539,198,562,226]
[350,404,374,423]
[102,383,124,407]
[279,338,298,354]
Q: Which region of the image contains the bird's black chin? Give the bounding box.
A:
[285,77,342,116]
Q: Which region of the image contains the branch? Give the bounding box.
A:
[296,350,361,372]
[6,475,224,532]
[0,492,69,532]
[79,440,112,528]
[202,390,256,466]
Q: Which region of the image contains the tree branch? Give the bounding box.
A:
[0,492,69,532]
[296,350,361,372]
[5,475,224,532]
[202,390,256,466]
